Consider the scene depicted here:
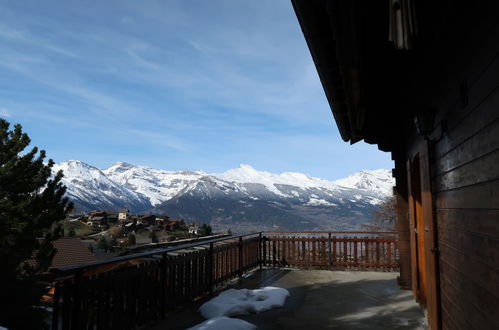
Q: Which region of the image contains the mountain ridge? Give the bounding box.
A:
[54,161,394,231]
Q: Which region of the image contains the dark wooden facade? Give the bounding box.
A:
[292,1,499,329]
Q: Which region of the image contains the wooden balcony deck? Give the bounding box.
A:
[153,268,427,330]
[46,231,402,329]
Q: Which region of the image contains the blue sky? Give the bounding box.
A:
[0,0,392,180]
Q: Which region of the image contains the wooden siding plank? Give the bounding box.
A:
[438,225,499,269]
[433,115,499,177]
[439,239,499,304]
[435,178,499,209]
[436,208,499,239]
[434,79,499,158]
[439,259,498,329]
[433,149,499,192]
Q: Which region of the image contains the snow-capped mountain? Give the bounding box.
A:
[52,160,152,212]
[103,162,206,206]
[55,161,394,231]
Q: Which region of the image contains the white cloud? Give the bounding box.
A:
[0,108,11,117]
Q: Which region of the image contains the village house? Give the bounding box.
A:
[188,225,200,235]
[162,218,186,231]
[87,210,109,230]
[50,237,97,269]
[118,209,129,223]
[155,215,170,227]
[137,214,156,226]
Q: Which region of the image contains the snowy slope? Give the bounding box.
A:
[53,160,152,212]
[214,164,341,196]
[103,162,206,206]
[333,169,393,196]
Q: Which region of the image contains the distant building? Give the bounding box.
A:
[88,210,109,230]
[165,218,186,231]
[155,216,170,229]
[138,214,156,226]
[118,209,129,223]
[105,210,119,223]
[188,226,200,235]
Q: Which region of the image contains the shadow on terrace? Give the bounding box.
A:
[44,231,427,329]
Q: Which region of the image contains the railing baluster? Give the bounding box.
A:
[354,237,358,267]
[208,243,214,294]
[238,236,243,278]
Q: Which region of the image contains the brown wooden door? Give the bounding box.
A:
[411,155,427,305]
[407,142,441,330]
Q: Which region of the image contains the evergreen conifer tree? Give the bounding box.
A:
[0,119,72,329]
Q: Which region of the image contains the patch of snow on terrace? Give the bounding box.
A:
[199,287,290,319]
[187,317,255,330]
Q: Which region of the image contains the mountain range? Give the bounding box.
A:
[53,161,394,232]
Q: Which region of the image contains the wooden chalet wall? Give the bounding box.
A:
[292,1,499,328]
[395,4,499,329]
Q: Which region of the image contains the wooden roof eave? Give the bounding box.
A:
[292,0,367,144]
[292,0,354,143]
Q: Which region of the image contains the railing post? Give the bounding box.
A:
[208,242,214,294]
[160,253,167,319]
[328,233,332,269]
[387,241,393,268]
[259,232,263,270]
[70,271,82,330]
[354,237,358,267]
[272,240,277,267]
[332,236,337,267]
[52,282,60,330]
[238,236,243,279]
[263,235,267,267]
[376,240,381,267]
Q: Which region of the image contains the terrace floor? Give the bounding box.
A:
[150,269,428,330]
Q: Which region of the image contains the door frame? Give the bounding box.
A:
[406,140,441,329]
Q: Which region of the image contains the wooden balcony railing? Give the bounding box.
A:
[263,231,398,270]
[46,231,397,330]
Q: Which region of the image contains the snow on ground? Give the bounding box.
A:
[199,287,290,319]
[187,317,256,330]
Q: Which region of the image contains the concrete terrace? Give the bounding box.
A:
[152,269,428,330]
